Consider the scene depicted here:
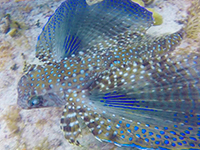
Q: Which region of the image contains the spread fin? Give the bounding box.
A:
[88,48,200,126]
[65,90,200,149]
[36,0,153,63]
[137,29,185,59]
[83,30,200,148]
[60,100,82,146]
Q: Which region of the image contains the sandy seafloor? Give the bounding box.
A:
[0,0,197,150]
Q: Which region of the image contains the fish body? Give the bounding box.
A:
[17,49,116,108]
[17,0,200,149]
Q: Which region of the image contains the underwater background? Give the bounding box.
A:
[0,0,199,150]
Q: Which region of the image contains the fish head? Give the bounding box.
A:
[17,71,65,109]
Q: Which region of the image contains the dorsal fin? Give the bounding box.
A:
[36,0,153,63]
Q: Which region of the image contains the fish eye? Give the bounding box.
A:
[28,96,43,107]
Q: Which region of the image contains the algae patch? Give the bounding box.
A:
[147,8,163,25]
[35,119,48,129]
[0,14,27,37]
[185,0,200,40]
[2,106,23,136]
[32,138,50,150]
[0,41,14,71]
[131,0,163,25]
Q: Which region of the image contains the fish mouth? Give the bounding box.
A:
[17,91,66,109]
[17,73,66,109]
[17,75,32,109]
[33,92,66,108]
[17,93,31,109]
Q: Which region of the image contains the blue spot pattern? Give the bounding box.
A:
[17,0,200,149]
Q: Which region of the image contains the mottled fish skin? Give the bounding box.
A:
[17,50,116,108]
[60,30,200,149]
[17,0,200,149]
[18,0,154,108]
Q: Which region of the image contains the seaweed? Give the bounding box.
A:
[1,14,11,34]
[10,63,19,70]
[35,19,40,28]
[8,28,18,37]
[1,13,27,37]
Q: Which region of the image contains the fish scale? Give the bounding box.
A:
[17,0,200,149]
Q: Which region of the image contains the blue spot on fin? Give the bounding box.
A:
[36,0,153,62]
[89,90,200,149]
[87,27,200,127]
[88,44,200,146]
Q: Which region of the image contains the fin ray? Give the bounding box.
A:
[60,101,82,146]
[89,50,200,125]
[36,0,153,62]
[68,90,200,149]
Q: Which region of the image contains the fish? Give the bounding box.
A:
[17,0,200,149]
